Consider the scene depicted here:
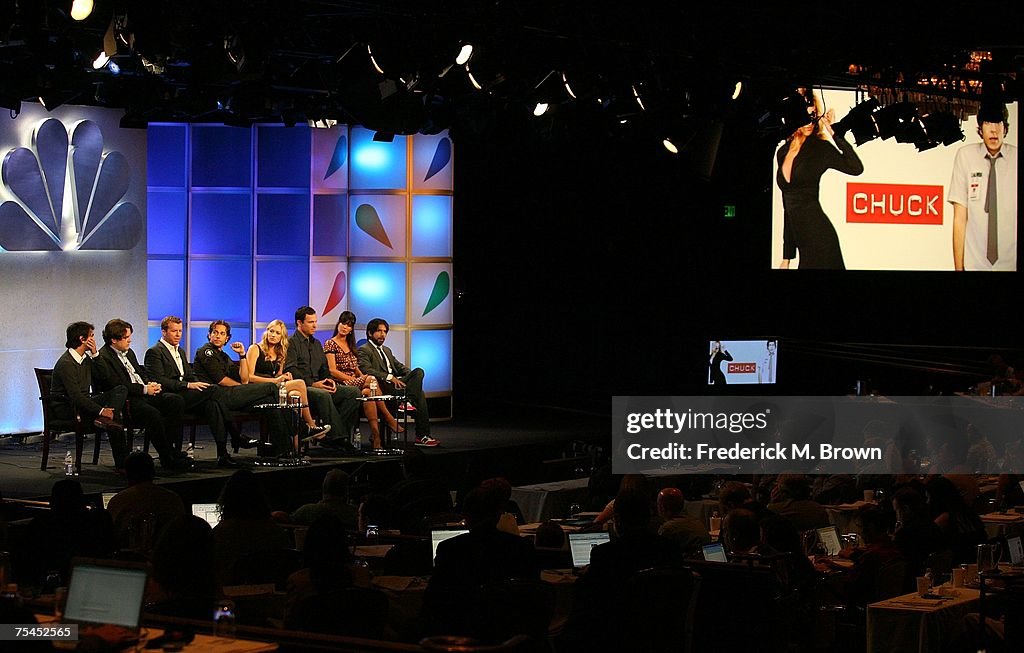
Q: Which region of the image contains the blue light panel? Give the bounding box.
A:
[191,125,252,188]
[190,260,252,323]
[312,194,347,256]
[147,259,186,321]
[410,329,452,393]
[256,192,310,256]
[348,262,406,325]
[257,125,311,189]
[147,190,187,256]
[411,195,452,258]
[256,260,310,324]
[349,127,407,190]
[147,124,187,188]
[191,192,252,255]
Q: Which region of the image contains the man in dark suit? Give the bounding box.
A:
[51,321,129,469]
[91,319,192,471]
[421,485,538,636]
[192,320,288,465]
[284,306,360,446]
[144,315,253,464]
[357,317,438,446]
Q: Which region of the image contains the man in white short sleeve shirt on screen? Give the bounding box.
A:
[949,102,1018,271]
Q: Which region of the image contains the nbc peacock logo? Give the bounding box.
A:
[0,118,142,251]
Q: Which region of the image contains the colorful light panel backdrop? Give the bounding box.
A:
[147,124,453,405]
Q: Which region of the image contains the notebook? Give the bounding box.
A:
[1007,536,1023,565]
[702,542,728,562]
[191,502,222,528]
[568,532,609,569]
[816,526,842,557]
[430,527,468,566]
[63,558,148,632]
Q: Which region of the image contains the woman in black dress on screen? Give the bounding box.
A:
[777,89,864,269]
[709,341,732,385]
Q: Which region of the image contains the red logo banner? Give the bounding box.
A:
[846,183,943,225]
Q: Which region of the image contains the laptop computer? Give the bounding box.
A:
[701,542,729,562]
[191,502,222,528]
[568,532,610,570]
[430,527,469,566]
[63,558,148,633]
[100,491,117,510]
[816,526,842,557]
[1007,536,1023,566]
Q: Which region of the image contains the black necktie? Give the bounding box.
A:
[986,154,999,265]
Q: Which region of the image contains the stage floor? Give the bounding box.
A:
[0,403,608,502]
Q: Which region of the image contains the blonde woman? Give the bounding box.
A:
[242,320,330,441]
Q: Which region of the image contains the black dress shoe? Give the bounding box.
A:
[161,457,193,472]
[217,455,241,468]
[231,437,259,453]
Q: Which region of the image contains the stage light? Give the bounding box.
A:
[533,102,549,117]
[455,43,473,66]
[874,102,918,140]
[70,0,94,21]
[466,66,482,90]
[921,111,965,146]
[632,85,646,111]
[732,81,742,100]
[367,44,384,75]
[832,98,880,145]
[562,72,576,99]
[662,138,679,154]
[92,50,109,69]
[107,60,120,75]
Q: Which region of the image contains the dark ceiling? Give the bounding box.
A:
[2,1,1022,136]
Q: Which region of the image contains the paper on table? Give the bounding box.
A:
[373,575,417,591]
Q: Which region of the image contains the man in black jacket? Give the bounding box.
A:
[144,315,251,459]
[51,321,129,469]
[92,319,191,471]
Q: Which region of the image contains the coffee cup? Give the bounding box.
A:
[952,567,966,587]
[916,576,930,596]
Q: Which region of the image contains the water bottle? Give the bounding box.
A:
[278,381,288,405]
[369,376,379,396]
[710,510,722,534]
[352,428,362,451]
[924,567,933,589]
[64,451,75,477]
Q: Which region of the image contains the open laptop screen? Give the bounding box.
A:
[568,532,609,569]
[64,559,148,630]
[430,528,468,566]
[702,542,729,562]
[817,526,842,557]
[191,503,222,528]
[1008,536,1023,565]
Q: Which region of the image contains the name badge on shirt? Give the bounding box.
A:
[969,171,983,202]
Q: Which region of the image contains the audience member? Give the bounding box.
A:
[27,479,115,583]
[891,486,944,588]
[421,486,538,636]
[966,423,998,473]
[656,487,710,555]
[106,452,186,553]
[480,476,525,531]
[387,448,453,534]
[147,515,218,620]
[357,317,439,447]
[273,469,358,530]
[767,474,830,532]
[212,470,289,583]
[723,508,761,556]
[831,507,904,607]
[925,476,986,564]
[51,321,128,469]
[91,319,191,471]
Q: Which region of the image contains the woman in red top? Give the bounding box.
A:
[324,311,402,449]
